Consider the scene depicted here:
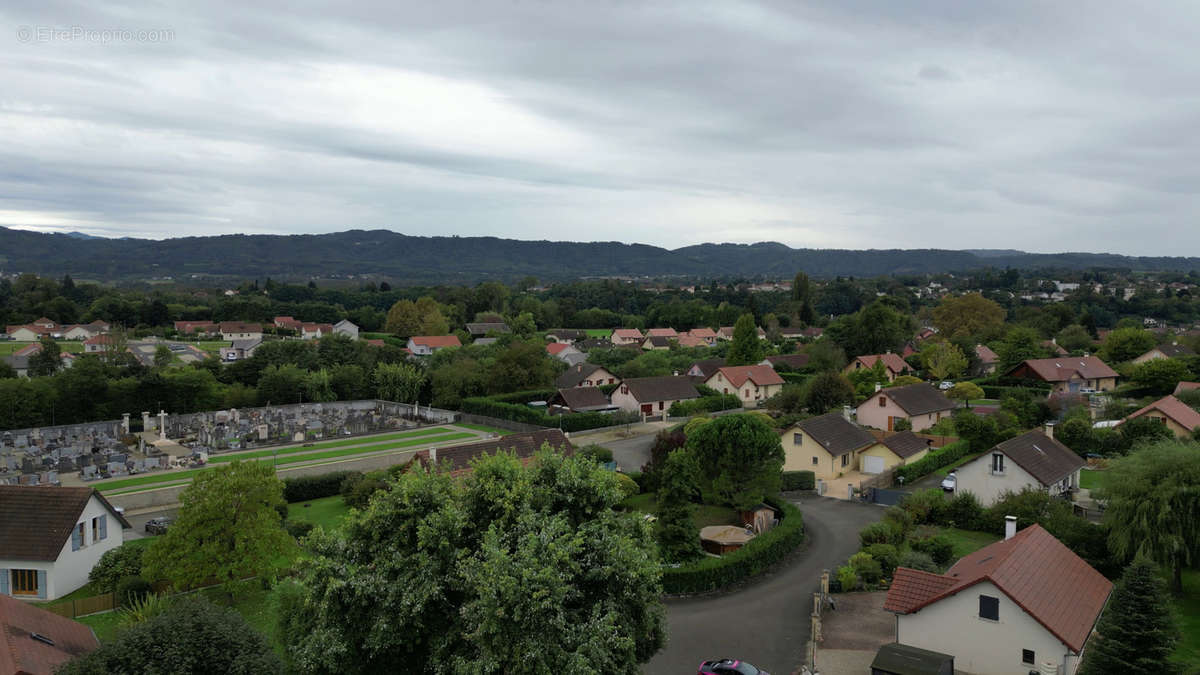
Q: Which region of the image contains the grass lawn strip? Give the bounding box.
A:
[454,422,514,436]
[207,426,452,463]
[97,431,474,493]
[1079,468,1102,490]
[935,452,984,478]
[932,526,1001,560]
[1173,569,1200,666]
[620,493,740,529]
[287,496,353,531]
[0,341,85,355]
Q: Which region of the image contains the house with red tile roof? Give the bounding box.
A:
[218,322,263,341]
[843,353,912,382]
[703,365,784,408]
[674,335,708,349]
[1132,341,1197,364]
[717,325,767,340]
[856,383,955,432]
[173,320,216,335]
[687,327,718,344]
[975,344,999,375]
[273,316,302,331]
[301,323,335,340]
[1121,394,1200,438]
[1005,356,1118,395]
[0,592,99,673]
[645,327,678,339]
[4,325,53,341]
[884,522,1111,675]
[1175,381,1200,396]
[406,335,462,356]
[610,328,644,346]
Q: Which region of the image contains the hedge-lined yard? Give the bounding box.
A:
[894,440,972,484]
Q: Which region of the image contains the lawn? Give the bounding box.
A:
[207,427,453,463]
[287,495,353,531]
[1080,468,1102,490]
[1173,568,1200,667]
[935,452,983,478]
[932,526,1001,560]
[0,341,84,355]
[77,609,124,642]
[620,493,740,528]
[965,399,1000,406]
[454,422,513,436]
[98,431,474,493]
[195,341,232,354]
[585,328,613,337]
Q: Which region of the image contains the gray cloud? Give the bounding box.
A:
[1,0,1199,255]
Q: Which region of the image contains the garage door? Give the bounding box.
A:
[862,455,885,475]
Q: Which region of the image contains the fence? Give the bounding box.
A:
[44,592,116,619]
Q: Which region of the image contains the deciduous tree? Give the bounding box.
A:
[931,293,1006,340]
[920,341,968,380]
[1100,327,1156,363]
[372,361,426,403]
[656,449,703,563]
[802,371,856,414]
[726,313,764,366]
[685,413,784,510]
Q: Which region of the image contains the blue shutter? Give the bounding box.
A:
[36,570,46,599]
[0,569,8,596]
[99,515,107,540]
[71,526,81,551]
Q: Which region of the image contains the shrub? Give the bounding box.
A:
[849,552,883,585]
[115,575,152,606]
[858,521,901,547]
[624,471,645,492]
[661,498,804,594]
[864,544,899,578]
[283,471,362,502]
[837,565,859,592]
[780,470,816,491]
[344,478,388,509]
[944,492,985,530]
[892,417,913,432]
[898,550,938,573]
[117,591,173,628]
[578,444,614,464]
[88,544,146,593]
[894,441,973,484]
[882,506,915,538]
[669,394,743,417]
[912,535,955,566]
[285,520,315,539]
[613,472,640,499]
[900,488,947,525]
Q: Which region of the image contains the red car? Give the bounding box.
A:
[698,658,768,675]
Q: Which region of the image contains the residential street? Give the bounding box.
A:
[646,497,885,675]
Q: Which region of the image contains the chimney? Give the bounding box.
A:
[875,383,883,393]
[1005,515,1017,540]
[1044,421,1055,439]
[576,364,582,372]
[842,405,853,422]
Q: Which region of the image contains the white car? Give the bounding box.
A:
[938,381,954,390]
[940,471,956,492]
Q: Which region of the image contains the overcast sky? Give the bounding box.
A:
[2,1,1198,255]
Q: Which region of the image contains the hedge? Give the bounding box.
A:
[893,440,973,484]
[979,385,1051,400]
[781,470,815,491]
[486,389,558,405]
[661,497,804,594]
[459,397,627,433]
[282,471,362,502]
[668,394,742,417]
[780,372,812,386]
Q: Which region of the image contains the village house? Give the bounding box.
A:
[1175,381,1200,396]
[610,376,700,415]
[687,327,718,345]
[547,387,616,414]
[218,322,263,341]
[544,329,586,344]
[219,338,263,362]
[1004,356,1118,394]
[857,430,932,475]
[419,429,573,478]
[300,323,335,340]
[333,319,359,340]
[575,337,615,351]
[674,334,708,348]
[465,322,510,337]
[273,316,302,331]
[685,358,726,381]
[843,353,912,382]
[974,344,999,375]
[546,342,586,366]
[555,363,618,388]
[4,325,51,342]
[717,325,767,340]
[780,412,877,480]
[82,334,112,354]
[1121,394,1200,438]
[953,427,1084,507]
[610,328,644,346]
[703,365,784,408]
[0,486,131,601]
[640,335,673,351]
[884,522,1111,675]
[856,383,956,432]
[1132,341,1196,364]
[174,320,216,335]
[760,353,809,371]
[407,335,462,356]
[0,592,100,672]
[2,346,75,377]
[646,327,678,339]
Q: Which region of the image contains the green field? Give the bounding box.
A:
[585,328,613,337]
[0,341,85,355]
[621,493,740,528]
[1080,468,1102,490]
[97,431,475,493]
[934,526,1001,560]
[195,341,231,354]
[206,427,452,463]
[288,495,353,531]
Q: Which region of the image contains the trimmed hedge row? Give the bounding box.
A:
[781,470,816,491]
[979,385,1051,400]
[487,389,558,405]
[668,394,742,417]
[282,470,362,503]
[661,497,804,594]
[459,397,622,433]
[893,440,973,484]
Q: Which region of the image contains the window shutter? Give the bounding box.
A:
[0,569,8,595]
[99,514,108,540]
[37,571,47,599]
[71,527,81,551]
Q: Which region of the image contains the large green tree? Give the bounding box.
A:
[58,596,282,675]
[655,449,703,563]
[920,341,968,380]
[373,361,426,403]
[685,413,784,510]
[825,300,913,357]
[801,371,856,414]
[28,337,62,377]
[142,461,294,594]
[995,326,1045,372]
[1098,441,1200,593]
[1100,327,1157,363]
[384,296,449,338]
[1130,357,1192,395]
[277,450,666,674]
[1078,558,1179,675]
[931,292,1006,340]
[726,313,764,366]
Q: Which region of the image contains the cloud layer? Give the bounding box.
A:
[2,1,1198,254]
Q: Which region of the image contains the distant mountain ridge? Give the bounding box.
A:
[1,227,1197,283]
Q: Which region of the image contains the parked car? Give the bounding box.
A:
[145,517,173,535]
[938,380,953,390]
[699,659,767,675]
[940,471,956,492]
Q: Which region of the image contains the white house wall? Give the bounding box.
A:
[954,452,1043,507]
[896,580,1077,675]
[0,496,124,601]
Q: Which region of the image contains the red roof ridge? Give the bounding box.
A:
[1123,394,1200,431]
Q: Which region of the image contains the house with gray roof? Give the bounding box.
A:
[610,376,700,416]
[954,426,1084,506]
[856,383,956,432]
[781,412,878,480]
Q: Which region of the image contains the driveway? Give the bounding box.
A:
[646,497,885,675]
[821,471,869,501]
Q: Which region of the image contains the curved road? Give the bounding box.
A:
[647,497,884,675]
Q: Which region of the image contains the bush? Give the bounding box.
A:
[899,488,947,525]
[578,444,614,464]
[898,550,938,573]
[892,417,913,432]
[944,492,985,530]
[285,520,315,539]
[115,575,152,606]
[661,498,804,594]
[460,396,636,432]
[283,471,362,502]
[911,535,955,566]
[613,472,640,499]
[88,544,146,593]
[883,506,915,538]
[894,441,973,484]
[780,470,816,491]
[624,471,645,492]
[858,521,901,547]
[864,544,899,578]
[668,394,743,417]
[836,565,859,592]
[849,552,883,585]
[344,478,388,509]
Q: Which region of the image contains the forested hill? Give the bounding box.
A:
[1,226,1198,283]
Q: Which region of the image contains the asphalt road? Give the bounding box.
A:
[599,432,657,473]
[121,507,179,539]
[646,497,885,675]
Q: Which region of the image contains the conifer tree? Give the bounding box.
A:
[1079,557,1179,675]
